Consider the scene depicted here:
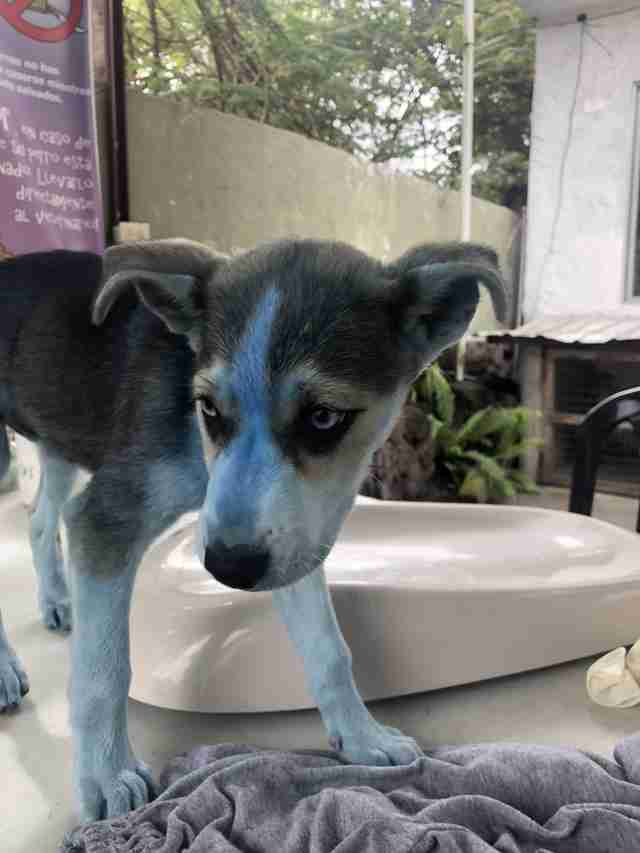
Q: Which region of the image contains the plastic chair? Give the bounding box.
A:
[569,387,640,532]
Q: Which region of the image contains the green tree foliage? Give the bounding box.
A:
[426,0,535,207]
[123,0,535,206]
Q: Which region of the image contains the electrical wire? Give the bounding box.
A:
[537,4,640,28]
[583,24,613,58]
[583,4,640,25]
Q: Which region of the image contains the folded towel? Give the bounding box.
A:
[61,735,640,852]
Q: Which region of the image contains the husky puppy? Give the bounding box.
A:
[0,238,505,821]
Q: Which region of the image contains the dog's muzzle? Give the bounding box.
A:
[204,541,270,590]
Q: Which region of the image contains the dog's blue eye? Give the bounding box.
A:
[309,407,345,431]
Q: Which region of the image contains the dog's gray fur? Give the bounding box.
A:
[0,238,505,821]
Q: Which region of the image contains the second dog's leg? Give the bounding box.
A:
[0,610,29,710]
[272,565,423,766]
[30,446,77,631]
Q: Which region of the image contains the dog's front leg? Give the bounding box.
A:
[272,565,423,766]
[64,489,155,823]
[0,611,29,709]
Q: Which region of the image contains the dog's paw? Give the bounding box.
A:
[77,759,156,822]
[0,650,30,711]
[40,596,72,632]
[330,721,423,767]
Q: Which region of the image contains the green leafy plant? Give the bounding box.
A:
[411,364,543,503]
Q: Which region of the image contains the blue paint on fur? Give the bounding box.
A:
[0,611,30,709]
[68,547,153,822]
[204,288,283,547]
[144,416,208,514]
[272,565,423,766]
[30,446,77,631]
[230,286,280,416]
[66,449,207,821]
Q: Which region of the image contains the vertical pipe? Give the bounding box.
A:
[460,0,474,242]
[456,0,475,381]
[107,0,130,229]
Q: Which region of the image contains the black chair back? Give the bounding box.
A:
[569,387,640,531]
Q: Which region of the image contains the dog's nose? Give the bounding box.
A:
[204,541,270,590]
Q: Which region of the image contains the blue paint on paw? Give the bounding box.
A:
[0,649,29,711]
[39,594,72,632]
[333,721,423,767]
[75,755,156,822]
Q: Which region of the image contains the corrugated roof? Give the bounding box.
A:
[486,312,640,344]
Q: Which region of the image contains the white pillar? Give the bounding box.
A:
[457,0,475,381]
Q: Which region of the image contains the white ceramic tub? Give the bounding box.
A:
[15,438,640,714]
[127,496,640,713]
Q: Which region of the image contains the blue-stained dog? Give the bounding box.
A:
[0,237,505,821]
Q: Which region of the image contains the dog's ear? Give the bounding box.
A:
[386,242,507,369]
[93,238,228,341]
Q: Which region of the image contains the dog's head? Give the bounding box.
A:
[95,238,506,591]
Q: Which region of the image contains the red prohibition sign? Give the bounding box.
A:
[0,0,83,43]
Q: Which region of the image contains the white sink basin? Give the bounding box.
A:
[129,496,640,713]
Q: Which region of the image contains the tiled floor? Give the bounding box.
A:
[2,487,640,852]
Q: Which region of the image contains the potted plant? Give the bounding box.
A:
[361,363,542,503]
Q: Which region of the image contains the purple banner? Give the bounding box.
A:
[0,0,104,258]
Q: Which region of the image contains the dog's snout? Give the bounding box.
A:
[204,541,270,590]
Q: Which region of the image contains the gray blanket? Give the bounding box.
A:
[62,736,640,852]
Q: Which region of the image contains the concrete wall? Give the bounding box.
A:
[523,9,640,319]
[125,93,518,330]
